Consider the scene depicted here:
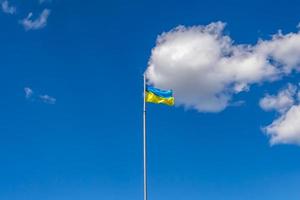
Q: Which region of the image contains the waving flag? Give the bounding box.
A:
[145,85,174,106]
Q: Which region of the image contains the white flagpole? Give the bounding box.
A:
[143,74,147,200]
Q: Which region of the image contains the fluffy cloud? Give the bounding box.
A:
[1,0,16,14]
[259,84,296,113]
[20,9,50,30]
[264,105,300,145]
[261,84,300,145]
[146,22,300,112]
[256,32,300,74]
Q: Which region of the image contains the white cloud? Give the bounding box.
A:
[20,9,51,31]
[1,0,16,14]
[39,95,56,104]
[264,105,300,145]
[261,84,300,145]
[259,84,296,113]
[146,22,300,112]
[24,87,33,99]
[256,31,300,74]
[24,87,56,104]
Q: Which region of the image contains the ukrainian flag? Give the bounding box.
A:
[145,85,174,106]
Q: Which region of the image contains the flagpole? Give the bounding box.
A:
[143,74,147,200]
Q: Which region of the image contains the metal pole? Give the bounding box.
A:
[143,74,147,200]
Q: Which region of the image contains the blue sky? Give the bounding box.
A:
[1,0,300,199]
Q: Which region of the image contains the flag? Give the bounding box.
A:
[145,85,174,106]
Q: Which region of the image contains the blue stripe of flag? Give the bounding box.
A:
[146,85,173,98]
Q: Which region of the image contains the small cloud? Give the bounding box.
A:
[1,0,16,15]
[39,94,56,104]
[261,84,300,146]
[259,84,296,113]
[24,87,56,105]
[24,87,33,99]
[39,0,52,4]
[264,105,300,146]
[20,9,51,31]
[230,100,245,107]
